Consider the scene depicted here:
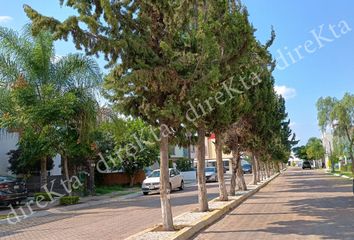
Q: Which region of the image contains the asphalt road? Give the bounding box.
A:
[194,168,354,240]
[0,173,253,240]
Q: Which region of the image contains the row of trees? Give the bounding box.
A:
[317,93,354,173]
[23,0,298,230]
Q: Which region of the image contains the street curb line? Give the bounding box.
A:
[326,171,353,180]
[125,172,281,240]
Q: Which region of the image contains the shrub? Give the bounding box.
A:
[34,192,53,201]
[59,196,80,205]
[176,158,192,172]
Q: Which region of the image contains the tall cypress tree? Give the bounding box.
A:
[25,0,194,230]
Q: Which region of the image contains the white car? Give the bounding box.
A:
[205,167,218,182]
[142,168,184,195]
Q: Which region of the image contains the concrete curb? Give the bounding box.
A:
[125,172,281,240]
[326,171,353,180]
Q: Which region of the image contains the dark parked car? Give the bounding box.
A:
[242,163,252,174]
[0,176,28,206]
[302,161,312,170]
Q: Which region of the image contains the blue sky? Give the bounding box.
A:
[1,0,354,145]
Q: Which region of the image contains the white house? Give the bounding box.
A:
[0,129,61,176]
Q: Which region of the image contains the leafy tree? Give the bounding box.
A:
[316,93,354,173]
[104,118,159,187]
[0,26,101,190]
[24,0,215,228]
[306,137,325,161]
[293,145,309,160]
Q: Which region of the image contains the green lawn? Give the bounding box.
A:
[95,185,140,196]
[333,170,353,178]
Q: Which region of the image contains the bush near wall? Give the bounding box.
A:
[59,196,80,205]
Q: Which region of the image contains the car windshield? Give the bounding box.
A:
[205,168,215,172]
[149,171,160,178]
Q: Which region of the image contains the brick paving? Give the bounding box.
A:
[194,168,354,240]
[0,174,252,240]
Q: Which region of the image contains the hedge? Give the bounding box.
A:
[59,196,80,205]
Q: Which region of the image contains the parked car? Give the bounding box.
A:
[242,163,252,174]
[0,176,28,206]
[205,167,218,182]
[302,161,312,170]
[141,168,184,195]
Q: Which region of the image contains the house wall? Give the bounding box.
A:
[205,135,233,160]
[99,170,146,186]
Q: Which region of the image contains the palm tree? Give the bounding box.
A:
[0,25,101,190]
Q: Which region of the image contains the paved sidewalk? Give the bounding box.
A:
[194,168,354,240]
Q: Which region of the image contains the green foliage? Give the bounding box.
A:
[102,118,159,177]
[316,93,354,173]
[306,137,325,160]
[95,185,125,195]
[34,192,53,201]
[0,26,102,175]
[293,145,309,160]
[59,196,80,205]
[175,158,192,172]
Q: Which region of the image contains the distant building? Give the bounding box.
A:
[191,134,233,172]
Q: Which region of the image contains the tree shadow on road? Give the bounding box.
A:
[260,195,354,240]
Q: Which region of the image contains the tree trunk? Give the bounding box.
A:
[40,157,47,191]
[229,148,238,196]
[236,155,247,191]
[251,152,257,185]
[260,161,265,181]
[265,161,270,178]
[256,154,261,182]
[159,124,174,231]
[349,147,354,174]
[63,155,72,196]
[215,132,228,201]
[129,174,135,187]
[197,126,208,212]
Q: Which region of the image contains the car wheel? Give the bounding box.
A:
[215,176,218,182]
[143,192,149,195]
[179,181,184,190]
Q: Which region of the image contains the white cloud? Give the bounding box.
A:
[274,85,297,100]
[0,16,13,23]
